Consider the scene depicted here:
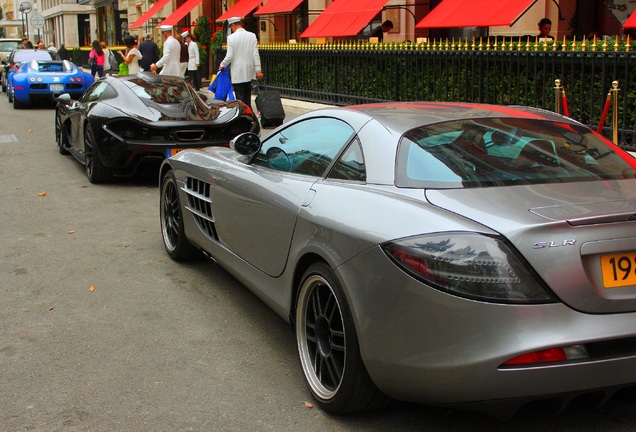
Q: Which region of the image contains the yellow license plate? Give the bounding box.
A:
[601,252,636,288]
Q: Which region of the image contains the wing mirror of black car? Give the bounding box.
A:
[57,93,71,103]
[230,132,262,158]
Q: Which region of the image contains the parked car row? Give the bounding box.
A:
[1,49,94,108]
[31,69,636,417]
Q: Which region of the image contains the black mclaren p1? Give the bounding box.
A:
[55,72,260,183]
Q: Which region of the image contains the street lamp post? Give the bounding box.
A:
[19,2,32,38]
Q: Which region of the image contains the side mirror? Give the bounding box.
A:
[230,132,262,157]
[57,93,71,103]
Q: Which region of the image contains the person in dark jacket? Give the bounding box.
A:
[370,20,393,42]
[138,33,159,72]
[58,44,71,61]
[176,33,189,77]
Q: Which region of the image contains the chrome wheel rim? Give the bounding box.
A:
[297,275,346,400]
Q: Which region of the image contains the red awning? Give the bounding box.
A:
[254,0,303,15]
[416,0,538,28]
[216,0,263,22]
[158,0,204,27]
[129,0,172,29]
[624,12,636,28]
[300,0,389,38]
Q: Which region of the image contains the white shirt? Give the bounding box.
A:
[156,35,181,76]
[187,41,200,71]
[220,27,261,84]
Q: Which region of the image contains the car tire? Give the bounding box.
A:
[84,123,111,183]
[160,170,200,261]
[295,262,390,413]
[55,110,70,155]
[7,86,13,102]
[12,90,26,109]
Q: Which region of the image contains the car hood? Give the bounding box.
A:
[425,180,636,314]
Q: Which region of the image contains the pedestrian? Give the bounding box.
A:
[537,18,554,41]
[176,32,188,77]
[48,45,60,60]
[370,20,393,42]
[100,41,114,76]
[118,35,142,74]
[88,40,105,78]
[219,17,264,110]
[151,25,181,76]
[37,41,45,50]
[58,44,71,61]
[138,33,159,72]
[184,31,200,90]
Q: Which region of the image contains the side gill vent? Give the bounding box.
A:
[184,177,218,240]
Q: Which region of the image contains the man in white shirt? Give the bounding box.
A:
[183,31,201,90]
[219,17,264,109]
[151,25,181,76]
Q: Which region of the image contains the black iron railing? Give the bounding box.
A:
[220,38,636,150]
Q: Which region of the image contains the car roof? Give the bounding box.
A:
[340,102,570,134]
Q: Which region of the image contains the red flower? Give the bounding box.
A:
[202,45,207,50]
[192,21,195,25]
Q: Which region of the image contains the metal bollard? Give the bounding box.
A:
[554,79,562,115]
[611,80,620,145]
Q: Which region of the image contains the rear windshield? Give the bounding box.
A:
[396,118,636,188]
[33,61,71,72]
[0,40,20,51]
[125,77,191,103]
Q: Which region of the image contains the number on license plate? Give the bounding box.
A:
[600,252,636,288]
[50,84,64,91]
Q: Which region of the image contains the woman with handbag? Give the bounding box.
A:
[88,40,105,78]
[118,35,142,75]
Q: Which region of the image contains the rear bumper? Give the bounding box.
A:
[338,246,636,411]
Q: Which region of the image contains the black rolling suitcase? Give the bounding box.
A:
[255,90,285,128]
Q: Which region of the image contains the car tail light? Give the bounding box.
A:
[382,232,558,304]
[501,345,589,368]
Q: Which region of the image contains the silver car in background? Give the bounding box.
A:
[159,102,636,417]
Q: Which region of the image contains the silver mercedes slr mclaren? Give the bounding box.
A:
[159,102,636,417]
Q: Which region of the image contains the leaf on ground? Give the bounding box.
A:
[303,401,314,409]
[89,285,95,292]
[49,307,54,311]
[37,192,46,197]
[68,230,75,234]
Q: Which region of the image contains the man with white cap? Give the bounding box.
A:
[219,17,264,110]
[151,25,181,76]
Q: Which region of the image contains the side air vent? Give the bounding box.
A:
[184,177,218,240]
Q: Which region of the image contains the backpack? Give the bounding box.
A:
[109,51,118,71]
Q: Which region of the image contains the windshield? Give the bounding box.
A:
[13,50,52,63]
[126,77,192,103]
[396,118,636,188]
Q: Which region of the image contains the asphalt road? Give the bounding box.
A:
[1,96,636,431]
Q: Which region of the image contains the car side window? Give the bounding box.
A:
[80,82,112,103]
[327,138,366,182]
[253,117,355,177]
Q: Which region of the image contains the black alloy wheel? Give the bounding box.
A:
[84,123,111,183]
[55,111,70,155]
[160,170,199,261]
[295,262,389,413]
